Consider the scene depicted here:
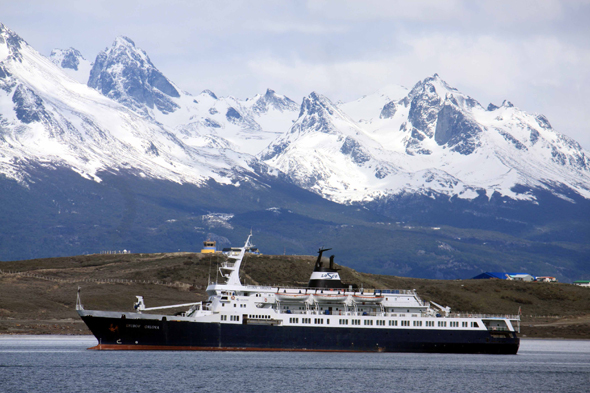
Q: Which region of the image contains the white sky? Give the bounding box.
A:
[2,0,590,148]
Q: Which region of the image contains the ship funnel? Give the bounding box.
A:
[308,248,345,289]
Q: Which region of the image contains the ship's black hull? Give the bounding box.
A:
[81,314,520,354]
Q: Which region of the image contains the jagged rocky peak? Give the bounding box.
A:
[293,91,344,134]
[88,35,180,115]
[49,48,85,70]
[252,88,298,114]
[406,75,484,136]
[408,73,457,99]
[379,74,449,126]
[259,92,341,161]
[0,23,26,62]
[299,91,336,117]
[380,75,484,153]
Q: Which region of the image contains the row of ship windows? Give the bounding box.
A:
[344,320,479,328]
[289,318,331,324]
[220,315,241,321]
[222,315,288,320]
[286,318,480,328]
[223,315,479,328]
[281,306,417,314]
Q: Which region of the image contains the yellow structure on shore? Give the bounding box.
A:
[201,240,217,254]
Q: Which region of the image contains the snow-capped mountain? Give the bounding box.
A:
[261,92,398,200]
[88,36,181,116]
[260,74,590,204]
[87,36,299,156]
[49,47,91,84]
[3,22,589,206]
[2,23,590,280]
[0,24,260,187]
[248,88,299,114]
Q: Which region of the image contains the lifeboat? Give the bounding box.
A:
[352,294,384,303]
[275,292,310,302]
[314,292,347,302]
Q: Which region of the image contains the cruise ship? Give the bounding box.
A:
[77,235,520,353]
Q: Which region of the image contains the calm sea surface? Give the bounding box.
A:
[1,336,589,393]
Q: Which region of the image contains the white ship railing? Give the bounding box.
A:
[260,287,418,295]
[277,310,519,319]
[244,285,276,290]
[449,313,520,320]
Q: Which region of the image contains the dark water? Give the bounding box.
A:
[1,336,589,393]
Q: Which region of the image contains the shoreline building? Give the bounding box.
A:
[201,240,217,254]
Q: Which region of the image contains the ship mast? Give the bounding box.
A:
[218,232,253,286]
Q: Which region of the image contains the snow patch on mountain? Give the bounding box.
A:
[242,88,298,133]
[202,213,234,229]
[339,84,408,122]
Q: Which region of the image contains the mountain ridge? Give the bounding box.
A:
[1,23,590,280]
[261,73,590,204]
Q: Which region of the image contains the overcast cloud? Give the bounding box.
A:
[2,0,590,148]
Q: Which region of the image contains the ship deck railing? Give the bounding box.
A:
[243,285,276,291]
[262,287,417,295]
[449,313,520,320]
[279,310,421,317]
[276,310,520,320]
